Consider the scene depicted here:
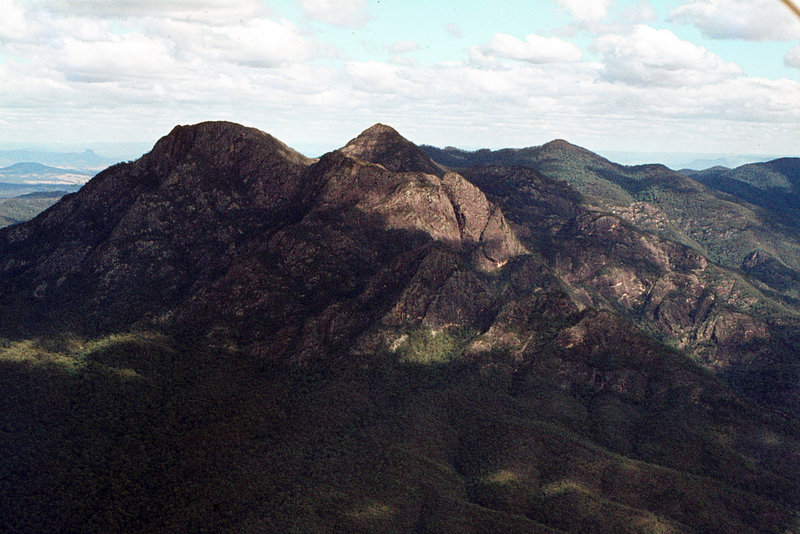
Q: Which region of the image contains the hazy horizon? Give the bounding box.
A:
[0,132,793,171]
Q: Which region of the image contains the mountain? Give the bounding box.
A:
[424,144,800,299]
[2,121,800,533]
[342,123,446,176]
[0,121,523,338]
[599,151,787,170]
[681,158,800,225]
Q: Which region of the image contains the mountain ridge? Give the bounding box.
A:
[0,121,524,338]
[3,121,800,533]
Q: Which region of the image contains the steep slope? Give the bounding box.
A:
[1,122,800,533]
[457,164,800,412]
[0,121,315,334]
[683,159,800,287]
[427,140,800,411]
[683,158,800,209]
[0,121,524,340]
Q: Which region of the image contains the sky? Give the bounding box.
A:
[1,0,800,161]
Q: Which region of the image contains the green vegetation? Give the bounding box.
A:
[2,322,799,533]
[393,326,477,364]
[429,144,800,299]
[0,191,65,227]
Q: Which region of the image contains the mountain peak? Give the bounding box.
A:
[537,138,612,166]
[541,139,575,150]
[143,121,312,171]
[340,123,444,176]
[540,138,602,155]
[360,123,400,136]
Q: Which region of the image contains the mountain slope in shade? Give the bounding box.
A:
[682,158,800,229]
[1,122,800,533]
[426,142,800,413]
[424,143,800,299]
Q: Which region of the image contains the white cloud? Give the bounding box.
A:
[596,25,742,86]
[54,35,177,82]
[671,0,800,41]
[50,0,263,24]
[1,0,799,157]
[557,0,612,23]
[476,33,583,64]
[390,40,419,54]
[202,19,317,68]
[0,0,29,40]
[299,0,369,28]
[347,60,418,94]
[786,45,800,68]
[3,5,318,82]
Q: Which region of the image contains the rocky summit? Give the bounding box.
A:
[2,121,800,533]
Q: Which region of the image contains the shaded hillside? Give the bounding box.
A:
[425,144,800,300]
[0,122,522,339]
[2,122,800,533]
[0,191,66,228]
[683,158,800,231]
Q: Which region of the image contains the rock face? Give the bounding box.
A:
[0,122,313,333]
[426,141,800,300]
[0,121,524,343]
[442,147,800,416]
[341,123,444,176]
[3,121,800,534]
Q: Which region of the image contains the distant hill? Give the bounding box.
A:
[682,158,800,222]
[0,162,83,174]
[0,190,67,227]
[596,150,788,169]
[0,162,93,186]
[0,181,78,199]
[0,148,116,171]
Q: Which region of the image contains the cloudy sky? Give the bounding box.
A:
[1,0,799,159]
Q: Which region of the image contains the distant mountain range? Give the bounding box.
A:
[2,122,800,533]
[600,150,788,170]
[0,147,116,170]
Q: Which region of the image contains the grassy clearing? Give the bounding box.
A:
[392,325,477,364]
